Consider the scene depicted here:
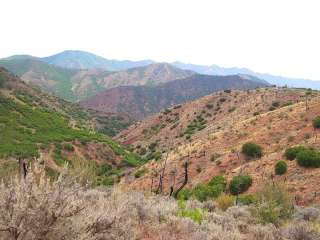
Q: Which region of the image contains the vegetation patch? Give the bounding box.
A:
[241,142,263,158]
[229,175,253,195]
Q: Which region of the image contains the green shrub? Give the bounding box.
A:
[229,175,253,195]
[208,175,226,189]
[193,184,224,202]
[96,164,112,176]
[237,194,257,205]
[242,142,263,158]
[177,189,193,200]
[63,143,74,151]
[134,168,147,178]
[254,183,293,224]
[178,200,205,224]
[284,146,307,160]
[275,161,287,175]
[296,149,320,168]
[224,89,232,93]
[313,116,320,129]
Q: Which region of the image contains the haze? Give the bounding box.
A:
[1,0,320,80]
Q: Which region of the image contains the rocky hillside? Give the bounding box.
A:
[0,67,142,183]
[116,87,320,205]
[80,74,269,120]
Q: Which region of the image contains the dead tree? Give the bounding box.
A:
[156,152,169,194]
[18,158,28,179]
[173,161,189,198]
[169,167,177,197]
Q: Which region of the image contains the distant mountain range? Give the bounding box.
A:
[172,62,320,90]
[80,74,269,119]
[1,50,319,91]
[42,50,154,71]
[0,56,193,102]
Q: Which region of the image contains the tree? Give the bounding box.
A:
[229,175,253,195]
[275,161,287,175]
[242,142,263,158]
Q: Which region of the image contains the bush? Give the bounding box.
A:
[242,142,263,158]
[285,146,307,160]
[237,194,256,205]
[296,149,320,168]
[193,184,224,202]
[208,175,226,189]
[63,143,74,151]
[177,189,193,200]
[313,116,320,129]
[177,200,205,224]
[134,168,147,178]
[216,194,234,211]
[275,161,287,175]
[206,103,214,109]
[229,175,253,195]
[254,183,293,224]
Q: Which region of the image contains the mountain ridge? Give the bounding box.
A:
[80,74,269,119]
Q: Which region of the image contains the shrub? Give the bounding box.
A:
[216,194,234,211]
[228,107,236,113]
[206,103,214,109]
[272,101,280,107]
[253,111,260,116]
[63,143,74,151]
[296,149,320,168]
[229,175,253,195]
[313,116,320,129]
[242,142,263,158]
[208,175,226,189]
[134,168,147,178]
[275,161,287,175]
[193,184,224,202]
[224,89,231,93]
[177,200,205,224]
[177,189,193,200]
[254,183,293,224]
[285,146,307,160]
[237,194,256,205]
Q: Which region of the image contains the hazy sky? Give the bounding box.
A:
[1,0,320,80]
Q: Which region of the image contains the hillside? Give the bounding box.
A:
[116,87,320,205]
[42,50,154,71]
[0,58,194,102]
[173,61,320,90]
[80,74,269,120]
[0,67,142,183]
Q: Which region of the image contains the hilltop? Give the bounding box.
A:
[0,67,142,183]
[116,87,320,205]
[80,74,268,120]
[42,50,154,71]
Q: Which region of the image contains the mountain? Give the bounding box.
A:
[42,50,154,71]
[173,61,320,90]
[0,67,143,182]
[116,86,320,205]
[0,57,194,102]
[80,74,269,120]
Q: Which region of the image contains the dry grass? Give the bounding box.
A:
[0,168,320,240]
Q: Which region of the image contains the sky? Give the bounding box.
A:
[1,0,320,80]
